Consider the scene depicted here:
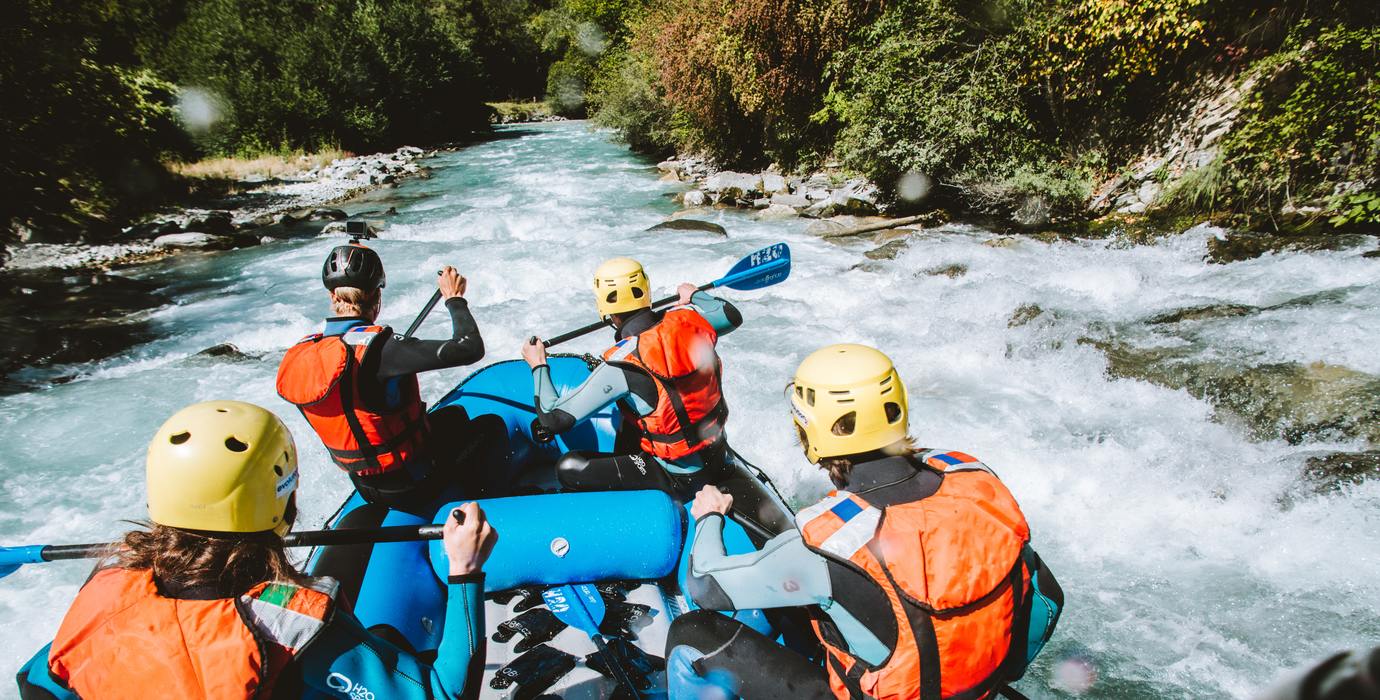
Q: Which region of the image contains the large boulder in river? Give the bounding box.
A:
[682,190,708,207]
[647,218,727,236]
[154,232,236,251]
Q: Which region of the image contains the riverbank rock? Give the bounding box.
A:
[753,204,798,221]
[703,171,762,201]
[193,343,256,361]
[682,190,707,207]
[187,211,236,236]
[153,232,236,251]
[308,207,348,221]
[770,193,811,210]
[1205,231,1370,264]
[646,219,727,236]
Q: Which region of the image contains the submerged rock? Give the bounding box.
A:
[646,219,727,236]
[925,263,968,279]
[1007,303,1043,327]
[1300,451,1380,493]
[1089,338,1380,446]
[193,343,257,361]
[864,240,909,260]
[1146,304,1257,325]
[1205,232,1369,264]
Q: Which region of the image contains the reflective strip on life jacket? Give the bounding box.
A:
[49,568,335,700]
[797,454,1032,700]
[276,326,428,476]
[602,307,727,461]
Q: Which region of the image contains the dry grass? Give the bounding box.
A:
[168,149,354,182]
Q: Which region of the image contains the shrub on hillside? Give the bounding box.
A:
[823,1,1087,220]
[1214,21,1379,227]
[590,48,678,154]
[0,0,186,249]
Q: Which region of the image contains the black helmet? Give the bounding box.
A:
[322,244,386,291]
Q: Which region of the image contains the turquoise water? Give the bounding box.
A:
[1,121,1377,698]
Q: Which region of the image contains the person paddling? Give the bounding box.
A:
[276,242,509,512]
[522,256,791,535]
[665,344,1065,700]
[15,400,498,700]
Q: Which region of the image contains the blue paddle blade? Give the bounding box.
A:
[0,546,47,580]
[542,584,607,635]
[716,242,790,291]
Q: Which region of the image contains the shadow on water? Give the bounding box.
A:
[0,269,168,394]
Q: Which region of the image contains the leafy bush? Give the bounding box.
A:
[589,48,678,154]
[0,0,186,249]
[1215,21,1379,225]
[822,1,1086,219]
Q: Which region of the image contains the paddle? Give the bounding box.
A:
[542,584,644,697]
[541,242,791,348]
[0,523,447,580]
[403,289,443,338]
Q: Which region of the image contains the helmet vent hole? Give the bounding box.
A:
[795,386,803,398]
[880,386,893,395]
[831,412,856,436]
[606,291,618,303]
[806,388,816,406]
[631,287,644,299]
[837,398,854,404]
[224,437,249,453]
[274,465,284,476]
[885,402,902,423]
[215,408,228,413]
[169,432,191,445]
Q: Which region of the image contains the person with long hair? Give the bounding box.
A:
[665,344,1065,700]
[17,400,497,699]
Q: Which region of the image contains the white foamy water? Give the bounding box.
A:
[2,122,1377,698]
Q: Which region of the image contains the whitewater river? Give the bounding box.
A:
[2,121,1377,698]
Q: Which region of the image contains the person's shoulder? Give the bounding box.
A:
[916,448,992,473]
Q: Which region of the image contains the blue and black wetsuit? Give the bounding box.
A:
[328,298,510,507]
[531,294,792,535]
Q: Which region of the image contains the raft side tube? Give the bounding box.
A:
[429,490,685,591]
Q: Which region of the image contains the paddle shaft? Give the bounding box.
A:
[12,524,446,565]
[542,282,715,348]
[403,289,444,339]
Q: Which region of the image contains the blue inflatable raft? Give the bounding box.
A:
[304,355,791,698]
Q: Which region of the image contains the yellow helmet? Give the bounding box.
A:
[790,344,908,463]
[146,401,298,536]
[593,257,652,317]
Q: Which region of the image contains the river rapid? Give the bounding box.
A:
[1,121,1377,698]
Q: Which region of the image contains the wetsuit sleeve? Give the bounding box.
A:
[375,297,485,380]
[296,579,485,699]
[531,361,635,433]
[687,514,831,611]
[689,291,742,336]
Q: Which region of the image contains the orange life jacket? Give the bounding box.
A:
[796,450,1033,700]
[276,325,428,476]
[48,567,335,700]
[602,307,727,461]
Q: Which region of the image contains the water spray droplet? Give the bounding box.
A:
[897,171,932,203]
[575,22,608,56]
[176,87,225,134]
[1050,653,1097,695]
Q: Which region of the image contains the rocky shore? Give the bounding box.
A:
[6,146,436,272]
[656,157,887,220]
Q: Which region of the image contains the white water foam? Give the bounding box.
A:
[1,122,1376,698]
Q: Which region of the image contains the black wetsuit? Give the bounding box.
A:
[330,298,510,511]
